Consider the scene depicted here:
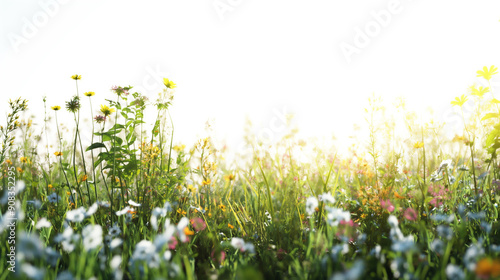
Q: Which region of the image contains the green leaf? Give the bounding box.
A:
[481,113,499,121]
[86,142,106,151]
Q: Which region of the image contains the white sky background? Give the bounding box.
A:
[1,0,500,156]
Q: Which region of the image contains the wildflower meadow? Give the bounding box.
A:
[1,66,500,280]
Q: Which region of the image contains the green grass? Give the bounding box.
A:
[1,67,500,279]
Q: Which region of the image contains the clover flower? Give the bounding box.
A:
[94,115,106,123]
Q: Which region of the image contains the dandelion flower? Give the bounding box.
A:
[84,91,95,97]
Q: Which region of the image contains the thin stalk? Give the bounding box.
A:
[88,97,98,201]
[54,111,75,204]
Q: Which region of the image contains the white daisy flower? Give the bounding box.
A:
[305,196,318,215]
[66,207,86,223]
[82,224,103,251]
[128,200,141,207]
[35,218,52,229]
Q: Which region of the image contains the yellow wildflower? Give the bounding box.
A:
[224,174,236,181]
[51,106,61,111]
[202,179,211,186]
[163,78,176,89]
[173,144,185,152]
[54,151,63,156]
[413,142,424,149]
[184,227,194,236]
[80,174,88,182]
[84,91,95,97]
[228,223,234,229]
[100,105,115,117]
[71,74,81,80]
